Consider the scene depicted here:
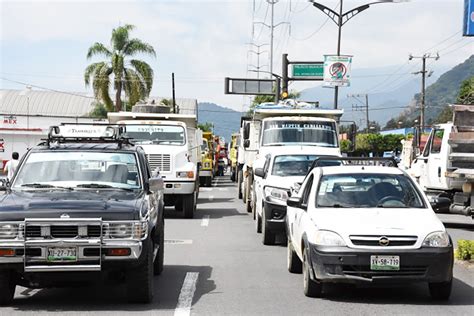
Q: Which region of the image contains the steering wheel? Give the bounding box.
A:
[377,196,405,206]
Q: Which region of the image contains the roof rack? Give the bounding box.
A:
[310,157,398,170]
[45,123,133,148]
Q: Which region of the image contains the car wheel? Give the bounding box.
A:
[153,221,165,276]
[303,248,323,297]
[0,271,15,306]
[429,280,452,300]
[262,210,275,245]
[183,193,195,219]
[237,169,243,199]
[127,238,154,303]
[256,213,262,233]
[287,240,302,273]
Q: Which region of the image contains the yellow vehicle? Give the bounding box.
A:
[200,132,214,187]
[229,133,240,182]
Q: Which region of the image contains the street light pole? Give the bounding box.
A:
[309,0,401,109]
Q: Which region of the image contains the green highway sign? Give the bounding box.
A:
[292,63,324,79]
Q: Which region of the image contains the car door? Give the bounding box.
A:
[415,130,433,189]
[427,127,448,189]
[294,174,314,257]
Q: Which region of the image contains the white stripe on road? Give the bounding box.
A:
[212,178,219,187]
[208,195,214,202]
[165,239,193,245]
[200,188,212,192]
[174,272,199,316]
[201,215,210,227]
[218,188,228,192]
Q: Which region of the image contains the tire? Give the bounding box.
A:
[127,238,154,303]
[303,248,323,298]
[262,210,275,245]
[287,240,302,273]
[183,193,195,219]
[256,213,262,233]
[429,280,452,300]
[237,169,243,199]
[153,221,164,276]
[0,271,15,306]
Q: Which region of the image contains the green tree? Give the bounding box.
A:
[198,122,213,132]
[84,24,156,112]
[89,102,108,119]
[456,76,474,105]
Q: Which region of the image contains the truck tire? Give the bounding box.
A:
[256,213,262,233]
[287,240,302,273]
[183,193,195,219]
[0,271,15,306]
[127,238,154,303]
[153,221,165,276]
[429,280,452,300]
[303,248,323,297]
[262,211,275,245]
[242,177,248,204]
[238,169,243,199]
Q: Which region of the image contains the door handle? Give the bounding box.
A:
[438,167,441,177]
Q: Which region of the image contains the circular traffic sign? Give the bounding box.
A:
[329,62,347,79]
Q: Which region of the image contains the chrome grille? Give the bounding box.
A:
[147,154,171,172]
[51,226,78,238]
[350,235,417,247]
[25,226,41,238]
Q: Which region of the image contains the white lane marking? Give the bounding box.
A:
[218,188,228,192]
[174,272,199,316]
[208,195,214,202]
[165,239,193,245]
[212,177,219,187]
[201,215,210,227]
[20,288,39,296]
[200,188,212,192]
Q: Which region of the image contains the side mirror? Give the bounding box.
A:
[430,197,451,213]
[149,177,164,193]
[287,196,302,208]
[254,168,265,178]
[243,139,250,148]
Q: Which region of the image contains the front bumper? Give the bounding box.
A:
[163,180,195,194]
[307,243,453,284]
[263,199,287,233]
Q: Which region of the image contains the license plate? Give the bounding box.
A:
[370,255,400,271]
[47,247,77,262]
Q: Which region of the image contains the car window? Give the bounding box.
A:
[315,173,425,208]
[430,129,444,154]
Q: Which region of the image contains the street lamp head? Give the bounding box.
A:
[408,54,413,61]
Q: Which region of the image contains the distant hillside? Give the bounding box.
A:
[198,102,242,142]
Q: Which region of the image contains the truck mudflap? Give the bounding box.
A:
[24,218,103,272]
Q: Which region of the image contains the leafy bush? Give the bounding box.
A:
[455,240,474,261]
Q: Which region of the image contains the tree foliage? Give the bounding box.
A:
[457,76,474,105]
[354,133,405,156]
[198,122,213,132]
[84,24,156,112]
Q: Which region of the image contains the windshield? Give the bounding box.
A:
[272,155,317,177]
[316,173,425,208]
[13,152,141,190]
[262,120,337,147]
[201,139,208,152]
[124,125,185,145]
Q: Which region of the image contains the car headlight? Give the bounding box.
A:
[422,231,450,247]
[133,222,148,239]
[264,186,289,201]
[0,224,18,239]
[176,171,194,178]
[108,223,132,238]
[314,230,346,246]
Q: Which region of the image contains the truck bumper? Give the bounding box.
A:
[307,243,453,284]
[163,180,195,194]
[199,170,213,178]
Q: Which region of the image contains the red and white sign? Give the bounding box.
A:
[3,115,17,125]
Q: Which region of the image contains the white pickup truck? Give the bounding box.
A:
[108,104,202,218]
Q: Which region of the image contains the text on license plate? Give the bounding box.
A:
[370,255,400,271]
[47,247,77,262]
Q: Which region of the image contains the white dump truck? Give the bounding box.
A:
[410,104,474,218]
[240,101,344,214]
[108,103,202,218]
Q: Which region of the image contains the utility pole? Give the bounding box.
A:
[309,0,400,109]
[254,0,288,78]
[247,43,269,79]
[172,72,177,114]
[348,93,369,132]
[409,53,439,133]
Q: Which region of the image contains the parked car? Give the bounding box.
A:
[286,157,453,300]
[0,124,165,305]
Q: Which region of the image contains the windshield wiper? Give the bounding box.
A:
[21,183,74,190]
[318,203,348,208]
[76,183,134,191]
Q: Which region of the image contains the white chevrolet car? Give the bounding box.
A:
[286,158,453,300]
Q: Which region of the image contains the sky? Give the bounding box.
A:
[0,0,473,113]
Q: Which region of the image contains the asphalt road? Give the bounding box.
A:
[3,175,474,315]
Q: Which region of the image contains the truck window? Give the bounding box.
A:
[261,120,338,147]
[430,129,444,154]
[124,125,186,145]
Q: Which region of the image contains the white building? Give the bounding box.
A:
[0,89,101,167]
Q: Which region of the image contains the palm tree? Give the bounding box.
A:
[84,24,156,112]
